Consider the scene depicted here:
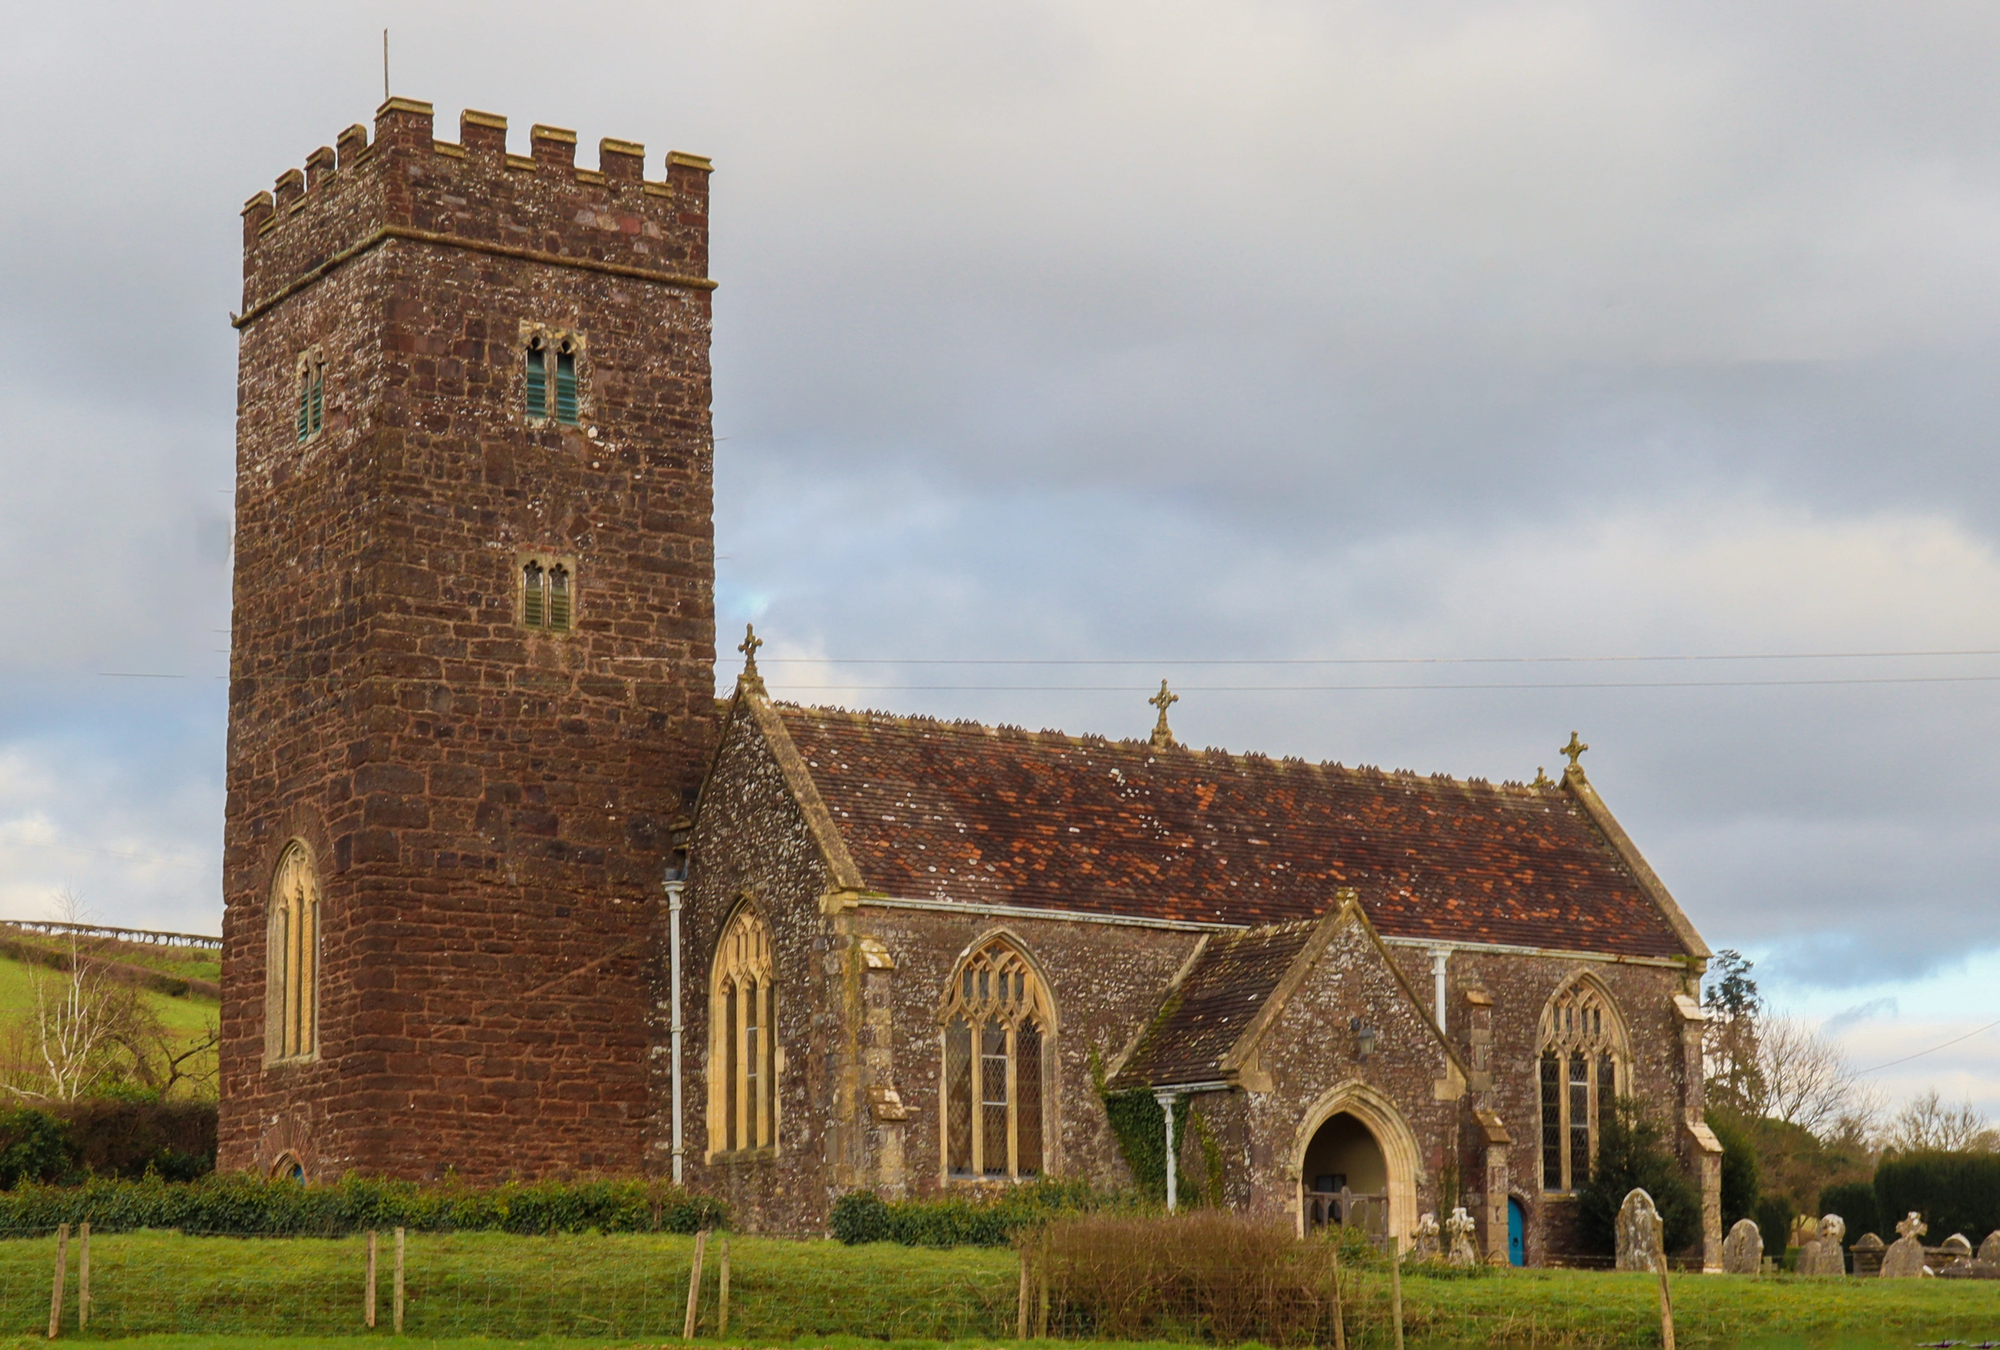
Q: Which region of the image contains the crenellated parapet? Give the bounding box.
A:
[235,98,713,329]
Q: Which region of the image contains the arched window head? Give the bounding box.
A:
[525,334,548,419]
[1537,979,1627,1193]
[270,1152,306,1183]
[294,348,326,443]
[523,327,584,424]
[940,939,1054,1181]
[709,906,777,1156]
[266,841,320,1063]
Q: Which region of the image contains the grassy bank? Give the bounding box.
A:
[0,1231,1996,1346]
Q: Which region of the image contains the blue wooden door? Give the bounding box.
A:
[1507,1198,1526,1266]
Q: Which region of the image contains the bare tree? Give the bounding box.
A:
[1757,1014,1870,1136]
[1883,1089,2000,1153]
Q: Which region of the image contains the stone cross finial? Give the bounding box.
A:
[738,623,764,680]
[1532,766,1554,788]
[1561,731,1589,771]
[1897,1211,1927,1242]
[1149,679,1179,750]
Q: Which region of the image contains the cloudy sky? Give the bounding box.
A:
[4,1,1999,1117]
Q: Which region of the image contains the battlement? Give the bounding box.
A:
[236,99,714,329]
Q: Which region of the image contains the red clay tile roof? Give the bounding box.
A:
[1110,920,1321,1089]
[775,705,1694,960]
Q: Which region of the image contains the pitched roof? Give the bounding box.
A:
[766,702,1699,960]
[1110,920,1320,1088]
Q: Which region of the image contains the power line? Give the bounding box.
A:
[756,674,2000,692]
[1854,1016,2000,1076]
[760,648,2000,666]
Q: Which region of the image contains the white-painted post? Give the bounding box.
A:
[1429,949,1451,1033]
[667,878,685,1185]
[1156,1092,1178,1213]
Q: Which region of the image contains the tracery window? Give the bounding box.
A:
[1538,980,1625,1192]
[520,556,574,632]
[294,348,325,442]
[709,906,778,1155]
[941,940,1053,1181]
[265,841,320,1062]
[524,329,583,425]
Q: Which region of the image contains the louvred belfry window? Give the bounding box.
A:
[265,841,321,1063]
[1537,981,1627,1192]
[554,338,580,424]
[525,336,548,419]
[710,907,778,1155]
[520,557,573,633]
[294,350,325,443]
[941,940,1053,1181]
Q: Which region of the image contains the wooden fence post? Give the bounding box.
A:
[47,1222,69,1340]
[1656,1261,1676,1350]
[393,1227,406,1334]
[76,1224,88,1333]
[718,1234,731,1337]
[365,1230,378,1328]
[683,1227,708,1339]
[1390,1234,1405,1350]
[1017,1248,1030,1340]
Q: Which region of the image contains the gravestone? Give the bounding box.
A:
[1412,1212,1441,1261]
[1979,1231,2000,1266]
[1851,1232,1886,1277]
[1445,1206,1478,1268]
[1799,1215,1847,1276]
[1939,1233,1973,1268]
[1616,1188,1664,1273]
[1721,1218,1763,1274]
[1882,1213,1928,1278]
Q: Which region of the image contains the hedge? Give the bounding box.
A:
[830,1179,1118,1247]
[1818,1180,1880,1241]
[1875,1151,2000,1243]
[0,1172,724,1238]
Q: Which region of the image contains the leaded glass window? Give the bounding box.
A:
[1537,981,1626,1192]
[939,940,1053,1181]
[710,907,778,1155]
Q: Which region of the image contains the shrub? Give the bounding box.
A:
[1818,1180,1879,1240]
[54,1098,216,1182]
[1755,1196,1793,1253]
[0,1111,73,1189]
[1033,1212,1337,1345]
[1876,1150,2000,1242]
[830,1179,1113,1247]
[1706,1108,1759,1227]
[1575,1098,1700,1256]
[0,1173,724,1237]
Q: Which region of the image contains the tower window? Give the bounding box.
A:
[520,555,575,633]
[294,349,326,443]
[266,841,321,1064]
[522,327,585,424]
[525,336,548,419]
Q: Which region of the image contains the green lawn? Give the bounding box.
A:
[0,1232,1996,1346]
[0,949,217,1092]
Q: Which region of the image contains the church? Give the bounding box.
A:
[218,98,1722,1268]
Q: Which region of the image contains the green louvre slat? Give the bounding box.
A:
[548,568,571,630]
[526,347,547,419]
[555,351,579,424]
[522,563,544,627]
[296,379,309,442]
[309,371,323,434]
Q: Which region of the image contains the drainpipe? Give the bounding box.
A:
[666,878,686,1185]
[1156,1092,1178,1213]
[1430,948,1451,1034]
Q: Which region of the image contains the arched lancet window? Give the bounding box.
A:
[941,939,1053,1181]
[520,557,574,633]
[525,334,549,419]
[709,906,777,1154]
[1538,979,1626,1192]
[294,349,325,443]
[554,336,580,424]
[547,564,571,629]
[266,841,320,1062]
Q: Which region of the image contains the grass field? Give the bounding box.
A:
[0,1230,1996,1347]
[0,939,219,1094]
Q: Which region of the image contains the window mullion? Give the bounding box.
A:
[1006,1020,1019,1180]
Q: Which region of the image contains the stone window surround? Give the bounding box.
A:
[293,345,327,443]
[517,552,578,633]
[937,932,1058,1186]
[264,839,321,1066]
[707,901,779,1162]
[519,322,588,427]
[1536,974,1629,1195]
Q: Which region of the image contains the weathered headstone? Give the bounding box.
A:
[1979,1231,2000,1266]
[1882,1212,1928,1278]
[1616,1188,1664,1273]
[1721,1218,1763,1274]
[1851,1232,1886,1277]
[1799,1215,1847,1276]
[1412,1212,1440,1261]
[1445,1206,1478,1268]
[1939,1233,1974,1268]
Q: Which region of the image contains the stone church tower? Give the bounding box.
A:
[218,99,718,1181]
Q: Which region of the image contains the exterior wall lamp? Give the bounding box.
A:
[1351,1017,1377,1061]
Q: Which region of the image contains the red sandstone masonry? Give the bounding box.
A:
[221,99,717,1182]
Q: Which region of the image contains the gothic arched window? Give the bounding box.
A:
[709,906,777,1155]
[1538,979,1626,1192]
[941,940,1053,1181]
[520,556,574,633]
[266,841,320,1062]
[294,348,325,443]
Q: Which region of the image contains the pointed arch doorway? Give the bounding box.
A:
[1290,1081,1422,1245]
